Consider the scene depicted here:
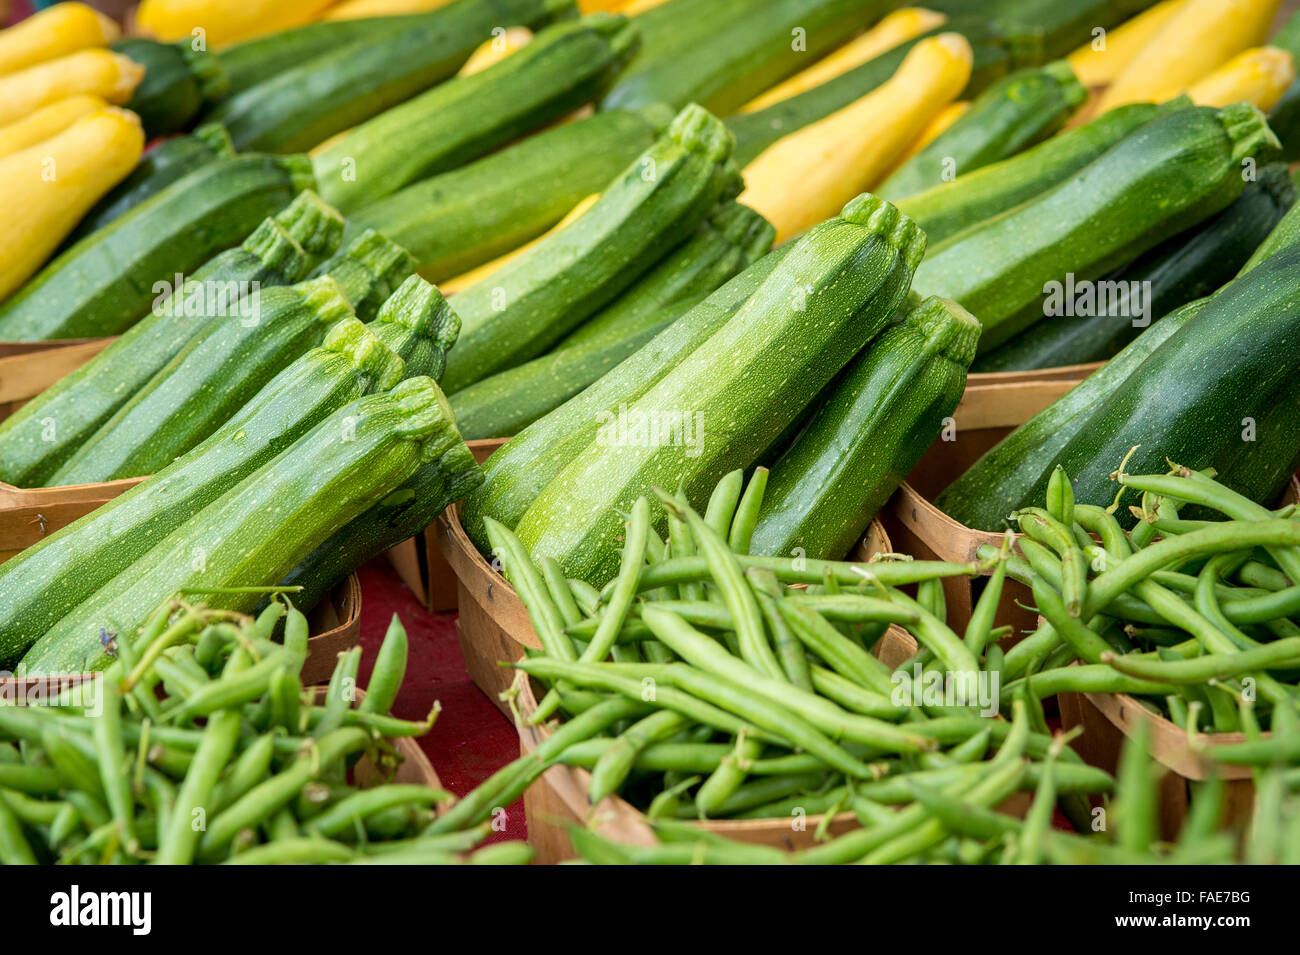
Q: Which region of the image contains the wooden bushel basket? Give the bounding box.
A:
[0,339,114,422]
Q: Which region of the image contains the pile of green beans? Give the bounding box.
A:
[468,468,1115,854]
[991,462,1300,748]
[570,713,1300,865]
[0,598,529,866]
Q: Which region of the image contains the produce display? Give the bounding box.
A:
[0,0,1298,882]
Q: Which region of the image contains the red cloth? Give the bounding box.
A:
[354,561,526,842]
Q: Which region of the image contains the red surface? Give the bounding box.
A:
[353,561,526,842]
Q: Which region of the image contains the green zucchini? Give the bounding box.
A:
[309,229,416,321]
[910,103,1280,352]
[924,0,1159,60]
[441,104,741,392]
[1037,247,1300,519]
[365,274,460,382]
[895,99,1181,247]
[0,154,316,341]
[0,319,403,663]
[314,14,640,213]
[561,200,775,348]
[0,192,341,488]
[21,376,462,674]
[204,0,573,153]
[1271,10,1300,161]
[217,14,451,94]
[51,277,355,485]
[514,192,925,585]
[65,124,235,248]
[451,299,692,441]
[749,296,978,561]
[877,61,1087,201]
[1241,180,1300,272]
[934,297,1205,532]
[350,106,671,281]
[727,16,1014,165]
[973,163,1297,372]
[280,439,483,614]
[601,0,894,116]
[112,37,228,139]
[460,244,794,552]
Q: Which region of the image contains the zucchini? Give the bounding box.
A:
[314,14,640,213]
[727,16,1015,165]
[441,105,740,392]
[562,200,775,347]
[1039,246,1300,519]
[62,123,235,248]
[749,296,979,561]
[111,37,228,138]
[877,61,1087,201]
[21,376,463,674]
[350,106,671,281]
[910,103,1280,352]
[1241,183,1300,272]
[513,192,925,585]
[0,193,342,488]
[218,15,440,94]
[203,0,573,152]
[0,318,403,663]
[450,299,692,440]
[461,244,794,551]
[1270,9,1300,160]
[974,163,1296,372]
[0,154,316,341]
[51,277,355,485]
[366,274,461,381]
[894,99,1180,247]
[280,439,483,614]
[309,229,417,321]
[600,0,895,115]
[934,297,1205,532]
[927,0,1160,60]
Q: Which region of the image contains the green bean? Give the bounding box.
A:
[1178,774,1225,847]
[785,593,920,625]
[618,555,979,599]
[0,795,35,865]
[1102,639,1300,684]
[312,647,361,739]
[359,825,492,855]
[1205,732,1300,765]
[268,668,303,734]
[1012,752,1057,865]
[467,841,534,865]
[556,738,727,774]
[123,607,207,690]
[198,727,370,860]
[1046,465,1075,527]
[1016,508,1087,617]
[748,570,813,691]
[1112,719,1157,853]
[667,488,702,603]
[640,605,931,754]
[916,578,946,626]
[704,469,744,537]
[169,650,296,722]
[91,678,136,851]
[0,788,63,826]
[589,709,685,805]
[727,467,768,554]
[778,601,893,696]
[41,726,103,798]
[539,558,584,628]
[680,772,827,819]
[153,657,206,698]
[695,734,762,817]
[0,764,60,796]
[48,802,81,848]
[1003,664,1169,699]
[306,785,451,838]
[156,708,242,865]
[965,541,1010,655]
[1030,578,1110,664]
[64,789,110,831]
[662,494,784,681]
[222,837,355,865]
[806,665,904,720]
[211,734,276,815]
[360,615,408,716]
[483,517,576,662]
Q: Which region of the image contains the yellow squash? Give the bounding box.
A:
[897,100,968,161]
[0,107,143,301]
[1098,0,1282,110]
[0,2,119,77]
[135,0,336,47]
[458,27,534,76]
[0,93,106,158]
[741,7,947,113]
[323,0,455,19]
[439,194,600,295]
[621,0,672,13]
[1066,0,1187,87]
[0,49,142,127]
[1187,45,1295,110]
[740,32,972,244]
